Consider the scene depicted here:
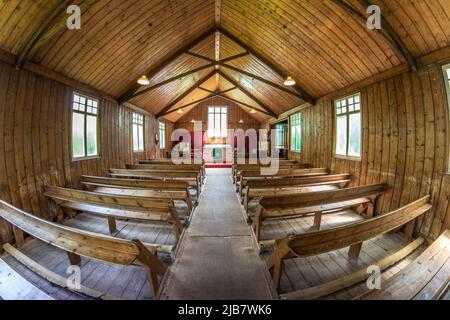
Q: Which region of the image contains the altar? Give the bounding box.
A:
[203,144,233,164]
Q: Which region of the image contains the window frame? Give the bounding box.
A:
[274,123,286,149]
[132,112,145,152]
[333,92,362,161]
[159,121,166,150]
[442,63,450,171]
[207,106,228,138]
[70,91,100,162]
[290,112,302,152]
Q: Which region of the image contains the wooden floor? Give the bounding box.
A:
[0,169,444,300]
[159,168,277,300]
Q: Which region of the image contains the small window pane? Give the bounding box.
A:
[138,126,144,151]
[133,124,139,151]
[72,113,85,158]
[86,115,98,156]
[348,113,361,157]
[336,115,347,156]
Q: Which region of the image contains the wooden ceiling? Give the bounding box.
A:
[0,0,449,123]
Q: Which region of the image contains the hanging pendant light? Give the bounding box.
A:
[284,76,296,86]
[137,75,150,85]
[177,108,184,114]
[239,119,244,123]
[250,108,256,114]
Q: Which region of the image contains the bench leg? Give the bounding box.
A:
[348,242,363,260]
[404,220,415,239]
[67,252,81,266]
[146,267,160,299]
[312,212,323,231]
[107,217,117,234]
[13,226,25,248]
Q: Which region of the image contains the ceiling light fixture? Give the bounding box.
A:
[239,119,244,123]
[137,75,150,85]
[177,108,184,114]
[284,76,296,86]
[250,108,256,114]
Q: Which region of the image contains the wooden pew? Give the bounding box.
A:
[253,183,388,240]
[242,173,351,213]
[357,229,450,300]
[232,161,307,184]
[0,200,168,297]
[80,175,196,211]
[109,169,202,195]
[44,186,184,243]
[237,167,328,197]
[126,163,205,183]
[265,196,432,290]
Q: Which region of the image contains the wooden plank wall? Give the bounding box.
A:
[175,96,261,144]
[288,63,450,240]
[0,61,173,246]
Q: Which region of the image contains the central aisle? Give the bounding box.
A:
[159,169,277,300]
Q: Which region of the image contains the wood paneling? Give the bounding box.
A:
[175,96,261,136]
[0,61,172,247]
[288,63,450,240]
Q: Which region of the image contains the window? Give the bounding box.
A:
[335,93,361,158]
[159,122,166,149]
[290,112,301,152]
[443,64,450,108]
[443,64,450,170]
[132,113,145,152]
[274,123,286,149]
[207,107,228,138]
[71,92,99,160]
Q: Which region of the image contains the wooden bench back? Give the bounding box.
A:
[0,200,141,266]
[109,169,200,178]
[0,200,167,297]
[266,196,432,290]
[126,164,203,171]
[286,195,431,257]
[240,168,328,179]
[234,163,308,172]
[246,174,351,189]
[81,176,189,190]
[45,186,173,210]
[260,183,387,210]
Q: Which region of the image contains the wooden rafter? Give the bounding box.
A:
[128,63,215,101]
[220,63,304,100]
[198,86,237,94]
[156,70,217,118]
[118,27,217,103]
[332,0,417,71]
[217,94,273,117]
[32,0,97,53]
[218,70,277,118]
[16,0,73,68]
[159,94,217,117]
[186,51,250,64]
[217,27,315,105]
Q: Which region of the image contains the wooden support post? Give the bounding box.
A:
[252,205,264,240]
[312,212,323,231]
[133,239,168,299]
[107,217,117,234]
[12,226,25,248]
[366,202,375,218]
[348,242,363,260]
[56,209,65,224]
[243,187,249,213]
[67,252,81,266]
[404,220,416,240]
